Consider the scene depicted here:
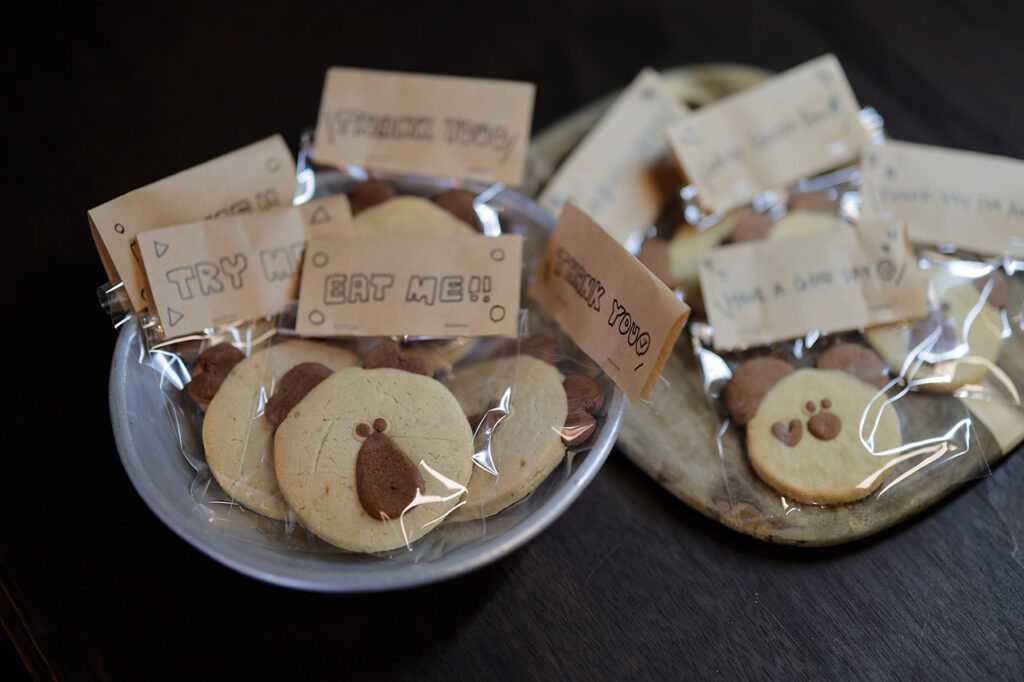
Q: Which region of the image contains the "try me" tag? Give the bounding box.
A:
[138,194,354,336]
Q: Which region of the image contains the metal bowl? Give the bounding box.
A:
[109,179,625,592]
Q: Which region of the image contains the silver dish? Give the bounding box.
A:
[109,179,625,592]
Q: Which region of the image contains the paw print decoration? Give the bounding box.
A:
[724,345,903,505]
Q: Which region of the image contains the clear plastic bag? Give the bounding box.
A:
[690,322,992,529]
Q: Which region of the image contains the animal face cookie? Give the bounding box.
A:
[273,367,473,552]
[447,355,570,521]
[201,340,359,520]
[866,272,1004,392]
[746,369,902,505]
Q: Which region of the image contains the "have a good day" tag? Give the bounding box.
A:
[529,203,691,401]
[89,135,297,314]
[295,234,523,337]
[699,223,927,350]
[312,67,535,186]
[665,54,864,215]
[860,141,1024,259]
[138,194,354,336]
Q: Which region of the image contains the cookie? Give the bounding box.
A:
[447,355,570,521]
[746,368,902,505]
[347,180,396,216]
[352,195,477,237]
[201,340,359,520]
[666,212,737,306]
[723,357,795,426]
[865,273,1004,392]
[187,343,245,410]
[815,343,890,390]
[767,210,839,241]
[274,367,474,552]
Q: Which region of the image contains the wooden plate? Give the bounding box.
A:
[529,64,1024,545]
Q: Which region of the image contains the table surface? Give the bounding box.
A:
[4,1,1023,679]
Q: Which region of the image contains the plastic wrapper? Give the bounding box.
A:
[99,146,620,567]
[857,246,1024,408]
[638,106,885,312]
[690,322,992,527]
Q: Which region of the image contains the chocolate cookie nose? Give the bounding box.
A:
[808,412,841,441]
[355,419,425,520]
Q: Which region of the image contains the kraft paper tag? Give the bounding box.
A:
[313,67,535,185]
[295,234,522,337]
[89,135,297,313]
[139,194,354,336]
[529,203,691,401]
[538,69,689,244]
[861,141,1024,258]
[665,54,864,214]
[699,223,927,350]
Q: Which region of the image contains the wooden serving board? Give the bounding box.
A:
[530,63,1024,546]
[617,329,1023,546]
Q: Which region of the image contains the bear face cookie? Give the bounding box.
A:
[201,340,359,520]
[273,367,474,552]
[745,368,901,505]
[446,355,569,521]
[446,354,605,521]
[865,271,1004,392]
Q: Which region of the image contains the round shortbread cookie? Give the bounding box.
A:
[667,212,737,306]
[767,210,839,241]
[352,196,477,237]
[865,277,1003,392]
[447,356,569,521]
[274,367,474,552]
[747,369,902,505]
[202,340,359,520]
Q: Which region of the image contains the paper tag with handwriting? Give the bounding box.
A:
[529,203,690,401]
[89,135,296,313]
[861,141,1024,258]
[539,69,689,244]
[139,195,353,336]
[665,54,864,214]
[699,223,927,350]
[312,67,535,185]
[295,234,522,337]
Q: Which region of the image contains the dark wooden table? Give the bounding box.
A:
[4,1,1022,679]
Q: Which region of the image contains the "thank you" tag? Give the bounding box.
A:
[313,67,535,186]
[861,140,1024,258]
[529,203,690,401]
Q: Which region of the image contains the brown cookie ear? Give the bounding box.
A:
[432,189,483,232]
[562,375,605,447]
[265,362,334,426]
[815,343,890,389]
[186,344,245,407]
[973,270,1008,309]
[362,340,434,377]
[729,213,773,244]
[347,180,395,216]
[724,357,794,426]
